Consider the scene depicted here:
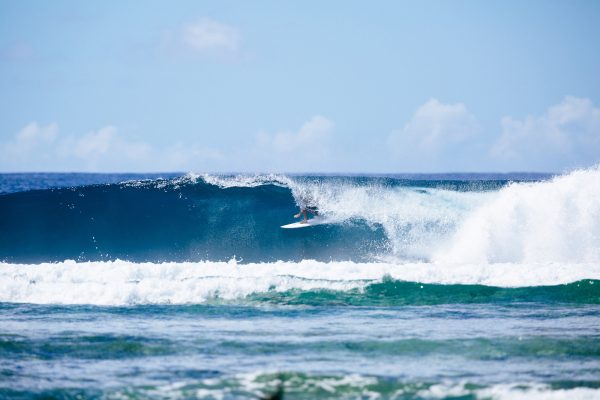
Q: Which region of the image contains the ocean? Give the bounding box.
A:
[0,169,599,399]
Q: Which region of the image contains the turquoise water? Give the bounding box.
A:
[1,170,599,399]
[2,300,600,399]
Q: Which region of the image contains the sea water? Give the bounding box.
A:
[0,169,599,399]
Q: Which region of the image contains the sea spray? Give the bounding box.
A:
[435,166,600,264]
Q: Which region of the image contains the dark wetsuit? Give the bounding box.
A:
[305,206,319,216]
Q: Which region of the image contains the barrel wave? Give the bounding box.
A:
[1,167,599,266]
[0,175,385,263]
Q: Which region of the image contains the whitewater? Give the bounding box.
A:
[1,167,599,399]
[1,260,599,306]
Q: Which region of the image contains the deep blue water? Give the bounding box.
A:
[1,171,599,399]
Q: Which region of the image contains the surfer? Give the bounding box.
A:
[294,205,318,223]
[292,190,319,223]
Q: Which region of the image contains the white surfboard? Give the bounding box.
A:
[281,217,327,229]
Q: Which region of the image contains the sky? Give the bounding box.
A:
[1,0,599,173]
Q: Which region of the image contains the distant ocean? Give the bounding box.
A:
[1,169,599,399]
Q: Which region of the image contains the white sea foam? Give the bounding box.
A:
[476,384,600,400]
[1,259,598,306]
[126,373,600,400]
[436,166,600,264]
[420,382,600,400]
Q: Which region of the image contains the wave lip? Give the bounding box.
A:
[199,173,293,188]
[1,260,599,306]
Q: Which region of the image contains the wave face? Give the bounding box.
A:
[0,168,599,265]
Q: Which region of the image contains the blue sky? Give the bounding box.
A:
[1,0,599,173]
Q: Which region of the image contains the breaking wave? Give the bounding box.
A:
[1,167,598,265]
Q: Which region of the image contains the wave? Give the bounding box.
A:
[1,260,598,305]
[0,167,598,265]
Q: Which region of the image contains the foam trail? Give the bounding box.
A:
[1,260,599,305]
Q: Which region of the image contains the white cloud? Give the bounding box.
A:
[0,123,222,172]
[73,126,117,158]
[57,126,150,161]
[159,18,241,61]
[181,18,240,53]
[491,96,600,171]
[258,115,334,153]
[159,142,224,170]
[2,122,59,170]
[388,99,479,171]
[254,116,334,171]
[5,122,58,152]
